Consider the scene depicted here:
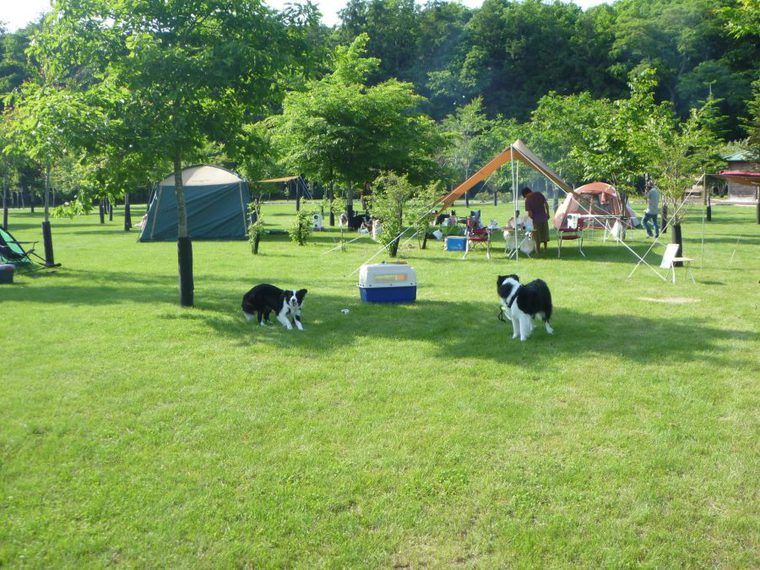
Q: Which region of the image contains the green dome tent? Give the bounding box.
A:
[139,165,251,242]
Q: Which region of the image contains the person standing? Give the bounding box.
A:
[521,187,550,254]
[642,180,660,238]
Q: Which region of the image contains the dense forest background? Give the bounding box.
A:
[1,0,758,199]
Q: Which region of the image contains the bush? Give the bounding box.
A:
[289,209,312,245]
[247,201,264,254]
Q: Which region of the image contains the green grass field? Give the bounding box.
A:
[2,201,758,567]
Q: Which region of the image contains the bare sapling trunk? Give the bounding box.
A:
[672,222,684,267]
[328,182,335,226]
[2,178,8,231]
[41,164,55,265]
[124,192,132,230]
[174,154,194,307]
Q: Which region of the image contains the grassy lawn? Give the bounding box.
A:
[1,201,758,567]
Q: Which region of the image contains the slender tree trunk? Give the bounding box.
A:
[252,196,261,254]
[672,223,683,267]
[346,183,354,219]
[329,182,335,226]
[108,198,113,221]
[706,194,712,222]
[2,178,8,231]
[295,180,301,212]
[124,192,132,230]
[41,165,55,266]
[99,198,106,224]
[756,188,759,224]
[174,154,193,307]
[661,203,668,234]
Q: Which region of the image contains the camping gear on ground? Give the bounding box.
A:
[444,236,467,251]
[358,262,416,303]
[312,212,323,230]
[554,182,637,231]
[0,227,59,270]
[139,165,251,241]
[0,263,14,284]
[660,243,695,284]
[464,215,491,259]
[557,218,586,258]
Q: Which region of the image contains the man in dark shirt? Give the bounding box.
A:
[521,187,550,254]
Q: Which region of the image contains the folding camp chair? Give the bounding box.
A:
[463,215,491,259]
[557,216,585,258]
[0,227,58,270]
[660,243,694,283]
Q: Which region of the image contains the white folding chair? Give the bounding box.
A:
[660,243,695,283]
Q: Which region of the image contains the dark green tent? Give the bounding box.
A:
[139,165,251,242]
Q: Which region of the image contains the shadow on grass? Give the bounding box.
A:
[4,263,755,370]
[163,291,755,369]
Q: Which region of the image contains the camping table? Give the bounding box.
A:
[566,214,623,242]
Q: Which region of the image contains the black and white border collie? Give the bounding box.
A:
[242,284,308,331]
[497,274,553,341]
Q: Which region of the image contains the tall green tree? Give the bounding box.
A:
[641,97,724,255]
[271,34,442,219]
[5,83,101,265]
[35,0,319,305]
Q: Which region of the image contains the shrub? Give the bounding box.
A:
[289,209,312,245]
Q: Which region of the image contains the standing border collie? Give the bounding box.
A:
[242,284,308,331]
[497,274,553,341]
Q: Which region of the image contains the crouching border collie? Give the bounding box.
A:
[242,284,308,331]
[497,274,553,341]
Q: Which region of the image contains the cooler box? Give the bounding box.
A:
[358,263,416,303]
[445,236,467,251]
[0,264,14,284]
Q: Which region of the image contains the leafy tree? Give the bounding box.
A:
[5,82,102,265]
[369,172,419,257]
[641,97,724,255]
[288,208,313,246]
[271,34,442,219]
[35,0,319,305]
[439,98,493,202]
[337,0,421,83]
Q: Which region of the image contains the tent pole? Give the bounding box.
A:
[516,156,520,263]
[512,149,518,263]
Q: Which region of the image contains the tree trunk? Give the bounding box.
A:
[124,192,132,230]
[756,188,759,224]
[174,154,194,307]
[253,232,261,254]
[661,203,668,234]
[42,165,55,266]
[295,179,301,212]
[99,198,106,224]
[2,178,8,231]
[706,194,712,222]
[493,186,497,206]
[346,183,354,219]
[328,182,335,226]
[108,198,113,221]
[672,223,683,267]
